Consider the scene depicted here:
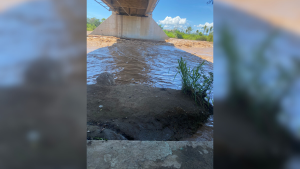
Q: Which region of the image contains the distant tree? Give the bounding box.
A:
[159,24,164,29]
[88,17,101,27]
[186,26,193,34]
[202,25,207,35]
[196,30,199,34]
[206,29,209,35]
[199,32,203,36]
[209,26,213,34]
[87,17,106,31]
[207,0,213,4]
[87,23,96,31]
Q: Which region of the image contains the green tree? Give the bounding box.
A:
[206,29,209,35]
[202,25,207,35]
[87,17,101,27]
[209,26,213,34]
[186,26,193,34]
[196,30,199,34]
[87,23,96,31]
[87,17,107,31]
[159,24,164,29]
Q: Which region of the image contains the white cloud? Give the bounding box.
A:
[159,16,187,25]
[196,22,213,28]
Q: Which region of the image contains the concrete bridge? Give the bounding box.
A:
[91,0,168,41]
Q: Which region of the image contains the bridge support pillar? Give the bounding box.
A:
[90,13,169,41]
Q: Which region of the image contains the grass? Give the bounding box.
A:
[92,137,108,141]
[164,30,213,42]
[175,57,213,113]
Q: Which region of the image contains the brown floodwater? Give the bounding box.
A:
[87,37,213,141]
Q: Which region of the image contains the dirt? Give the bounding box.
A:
[166,38,213,48]
[87,83,210,141]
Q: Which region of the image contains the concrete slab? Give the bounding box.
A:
[90,13,169,41]
[87,141,213,169]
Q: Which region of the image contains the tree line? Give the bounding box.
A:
[87,17,106,31]
[161,25,213,42]
[159,24,213,35]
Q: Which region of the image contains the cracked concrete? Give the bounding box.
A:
[87,141,213,169]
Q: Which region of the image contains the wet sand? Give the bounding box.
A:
[166,38,213,63]
[87,84,211,141]
[87,33,213,141]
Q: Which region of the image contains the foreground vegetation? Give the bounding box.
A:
[175,57,213,113]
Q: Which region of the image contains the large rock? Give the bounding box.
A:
[96,72,115,86]
[87,125,127,140]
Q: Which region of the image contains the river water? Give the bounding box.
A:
[87,39,213,141]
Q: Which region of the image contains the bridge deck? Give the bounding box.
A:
[101,0,158,16]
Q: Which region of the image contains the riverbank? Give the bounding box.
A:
[87,82,211,141]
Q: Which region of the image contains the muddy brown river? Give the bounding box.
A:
[87,35,213,141]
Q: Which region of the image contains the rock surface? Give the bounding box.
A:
[96,72,115,86]
[87,125,127,140]
[87,140,213,169]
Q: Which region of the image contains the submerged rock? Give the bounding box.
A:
[96,72,115,86]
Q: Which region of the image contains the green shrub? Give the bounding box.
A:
[207,33,213,42]
[175,57,213,95]
[87,23,96,31]
[177,33,183,39]
[175,57,213,112]
[182,34,203,40]
[164,30,176,38]
[197,36,207,41]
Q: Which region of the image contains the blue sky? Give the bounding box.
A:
[87,0,213,32]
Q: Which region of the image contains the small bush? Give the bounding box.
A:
[207,33,213,42]
[177,33,183,39]
[87,23,96,31]
[164,30,176,38]
[182,34,201,40]
[197,36,207,41]
[175,57,213,113]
